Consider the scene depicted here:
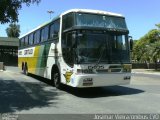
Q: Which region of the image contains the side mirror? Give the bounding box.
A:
[129,36,133,51]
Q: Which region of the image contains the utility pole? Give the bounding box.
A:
[47,10,54,19]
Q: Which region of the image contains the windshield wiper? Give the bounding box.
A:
[118,50,123,64]
[94,44,106,67]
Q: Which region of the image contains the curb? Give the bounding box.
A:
[132,72,160,75]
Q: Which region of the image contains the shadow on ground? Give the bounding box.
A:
[29,73,53,86]
[29,74,144,98]
[0,79,60,113]
[59,85,145,98]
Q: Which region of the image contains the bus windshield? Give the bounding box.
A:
[62,12,128,32]
[62,12,130,66]
[76,13,127,30]
[77,31,130,64]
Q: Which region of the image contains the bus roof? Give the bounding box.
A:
[61,9,124,17]
[20,9,124,39]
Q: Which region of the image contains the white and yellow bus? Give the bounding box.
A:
[18,9,132,88]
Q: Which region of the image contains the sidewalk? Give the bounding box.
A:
[132,69,160,75]
[3,66,20,73]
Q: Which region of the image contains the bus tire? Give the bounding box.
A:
[52,67,61,89]
[22,62,24,71]
[23,63,28,76]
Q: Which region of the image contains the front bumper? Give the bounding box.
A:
[70,73,131,88]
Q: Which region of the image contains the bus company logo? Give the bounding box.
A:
[24,49,33,55]
[18,51,22,55]
[64,72,73,83]
[88,65,104,70]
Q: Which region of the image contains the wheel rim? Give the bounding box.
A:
[23,67,26,74]
[54,73,59,87]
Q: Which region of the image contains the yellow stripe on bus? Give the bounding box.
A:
[29,46,40,74]
[18,46,40,74]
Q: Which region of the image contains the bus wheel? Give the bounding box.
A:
[22,62,24,71]
[23,64,28,76]
[53,70,61,89]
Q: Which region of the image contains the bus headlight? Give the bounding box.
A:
[123,64,132,72]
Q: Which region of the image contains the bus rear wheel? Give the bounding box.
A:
[23,64,28,76]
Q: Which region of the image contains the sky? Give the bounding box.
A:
[0,0,160,40]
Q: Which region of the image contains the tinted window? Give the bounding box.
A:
[62,32,75,66]
[22,38,25,47]
[29,33,34,45]
[76,13,127,30]
[20,38,25,47]
[25,36,28,46]
[50,24,54,39]
[41,28,45,42]
[62,13,74,30]
[41,26,49,42]
[54,20,60,38]
[49,20,60,39]
[34,30,40,44]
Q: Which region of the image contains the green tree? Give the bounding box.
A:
[149,24,160,67]
[132,36,149,62]
[149,42,160,69]
[132,23,160,64]
[0,0,41,24]
[6,23,20,38]
[155,23,160,29]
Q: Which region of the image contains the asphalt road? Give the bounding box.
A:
[0,67,160,120]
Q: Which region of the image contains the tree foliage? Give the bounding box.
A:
[132,23,160,65]
[0,0,41,24]
[6,23,20,38]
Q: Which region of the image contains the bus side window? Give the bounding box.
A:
[49,19,60,40]
[20,38,24,47]
[44,26,49,41]
[29,33,34,45]
[62,32,74,66]
[62,13,74,31]
[33,32,36,44]
[41,28,45,42]
[25,36,29,46]
[22,38,25,47]
[54,20,60,39]
[34,30,40,44]
[49,23,54,39]
[41,26,49,42]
